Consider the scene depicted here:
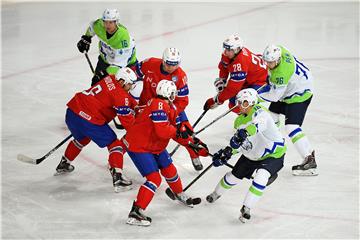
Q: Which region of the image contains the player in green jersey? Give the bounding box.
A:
[77,9,138,86]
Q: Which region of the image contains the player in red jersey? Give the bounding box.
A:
[132,47,206,171]
[203,34,268,113]
[55,67,138,192]
[123,80,208,226]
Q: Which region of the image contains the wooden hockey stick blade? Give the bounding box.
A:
[17,154,37,164]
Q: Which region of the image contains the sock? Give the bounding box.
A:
[63,137,91,161]
[285,124,313,159]
[160,163,182,194]
[135,172,162,210]
[243,168,270,209]
[107,139,126,169]
[214,172,241,196]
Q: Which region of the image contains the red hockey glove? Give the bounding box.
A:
[187,137,209,157]
[203,97,219,111]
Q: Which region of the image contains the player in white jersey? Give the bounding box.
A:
[258,45,317,176]
[206,88,286,222]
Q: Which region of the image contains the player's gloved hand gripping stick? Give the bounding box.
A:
[169,109,208,156]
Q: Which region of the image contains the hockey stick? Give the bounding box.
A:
[85,52,95,73]
[165,151,233,204]
[84,52,123,130]
[17,134,73,165]
[169,109,208,157]
[194,105,237,135]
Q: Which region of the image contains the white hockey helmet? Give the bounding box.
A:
[129,81,143,102]
[236,88,258,107]
[115,67,137,86]
[102,9,120,23]
[263,45,281,62]
[156,80,177,101]
[162,47,181,66]
[223,34,244,53]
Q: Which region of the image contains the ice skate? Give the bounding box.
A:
[292,151,318,176]
[239,206,251,223]
[126,202,151,227]
[54,157,74,176]
[191,157,203,171]
[109,168,132,192]
[206,191,221,203]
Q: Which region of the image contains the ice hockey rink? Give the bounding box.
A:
[1,0,359,239]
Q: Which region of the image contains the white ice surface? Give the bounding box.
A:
[1,1,359,239]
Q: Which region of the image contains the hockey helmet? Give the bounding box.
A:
[156,80,177,101]
[263,45,281,62]
[223,34,244,53]
[162,47,181,66]
[236,88,258,108]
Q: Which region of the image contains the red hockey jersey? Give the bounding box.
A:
[217,47,268,103]
[67,75,137,128]
[123,98,178,154]
[134,57,189,113]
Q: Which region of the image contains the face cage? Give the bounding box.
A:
[121,80,135,90]
[168,91,177,102]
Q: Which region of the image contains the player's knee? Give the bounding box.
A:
[107,139,125,154]
[253,168,271,186]
[74,137,91,149]
[224,171,241,185]
[145,171,162,189]
[160,163,177,179]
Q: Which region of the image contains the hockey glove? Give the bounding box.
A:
[187,137,209,157]
[214,78,226,92]
[212,146,232,167]
[230,129,248,149]
[203,96,220,111]
[77,35,92,53]
[176,122,193,139]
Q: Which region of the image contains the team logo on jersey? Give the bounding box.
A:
[171,76,178,82]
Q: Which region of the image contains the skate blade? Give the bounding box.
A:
[53,171,72,176]
[114,185,132,193]
[126,217,151,227]
[292,168,318,176]
[179,201,194,208]
[238,216,249,223]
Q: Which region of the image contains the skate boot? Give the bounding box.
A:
[239,206,251,223]
[292,151,318,176]
[55,157,74,175]
[109,168,132,192]
[174,192,202,207]
[126,201,152,227]
[206,191,221,203]
[191,157,203,171]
